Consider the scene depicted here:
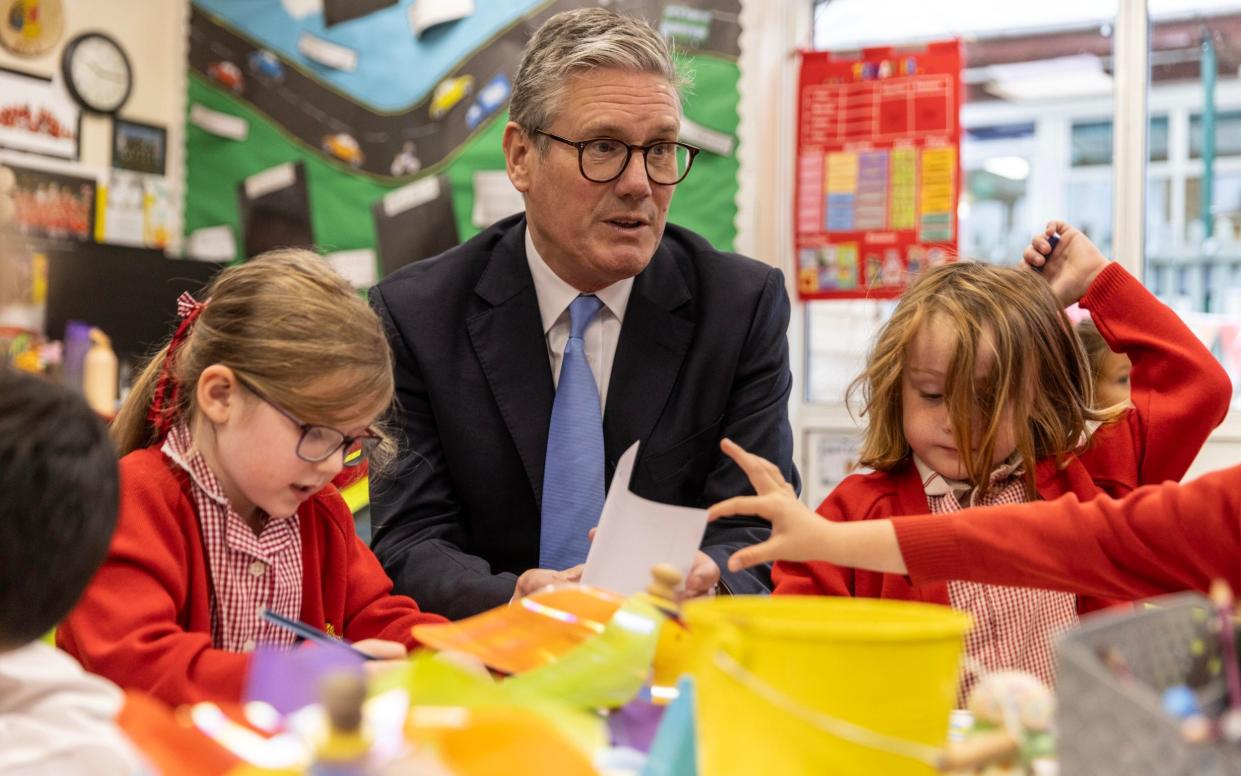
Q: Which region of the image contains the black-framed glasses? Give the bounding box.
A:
[236,376,380,468]
[533,129,700,185]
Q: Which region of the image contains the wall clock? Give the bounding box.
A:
[61,31,132,114]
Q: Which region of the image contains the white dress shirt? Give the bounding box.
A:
[525,228,634,411]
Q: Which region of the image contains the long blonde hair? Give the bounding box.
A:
[849,262,1123,497]
[111,249,396,470]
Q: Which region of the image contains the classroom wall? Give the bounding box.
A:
[0,0,188,248]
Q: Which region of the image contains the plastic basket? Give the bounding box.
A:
[1055,592,1241,776]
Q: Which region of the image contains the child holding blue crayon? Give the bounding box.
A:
[58,250,447,706]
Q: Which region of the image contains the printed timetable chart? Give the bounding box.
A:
[795,41,962,300]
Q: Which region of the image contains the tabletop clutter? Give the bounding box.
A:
[115,570,1241,776]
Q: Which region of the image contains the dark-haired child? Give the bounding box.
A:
[0,367,141,774]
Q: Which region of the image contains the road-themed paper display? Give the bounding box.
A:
[795,41,961,299]
[184,0,746,269]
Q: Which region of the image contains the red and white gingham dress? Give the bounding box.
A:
[163,425,302,653]
[915,456,1078,697]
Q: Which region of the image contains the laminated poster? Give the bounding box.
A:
[795,41,962,300]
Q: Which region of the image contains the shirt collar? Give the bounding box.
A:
[525,226,634,334]
[913,451,1024,498]
[162,424,233,510]
[162,424,287,523]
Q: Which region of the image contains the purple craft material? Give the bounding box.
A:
[62,320,92,389]
[609,698,667,754]
[244,643,365,716]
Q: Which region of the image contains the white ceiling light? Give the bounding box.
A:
[984,54,1113,102]
[983,156,1032,180]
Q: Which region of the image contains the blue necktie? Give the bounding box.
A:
[539,294,606,569]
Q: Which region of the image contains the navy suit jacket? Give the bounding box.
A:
[369,214,799,619]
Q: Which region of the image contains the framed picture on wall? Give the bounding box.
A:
[7,162,97,242]
[111,118,167,175]
[0,66,80,160]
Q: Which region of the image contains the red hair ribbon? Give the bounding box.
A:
[147,292,209,438]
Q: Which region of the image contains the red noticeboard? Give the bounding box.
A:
[794,40,962,300]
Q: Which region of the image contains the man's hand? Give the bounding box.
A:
[683,551,721,599]
[512,564,584,599]
[1022,220,1109,307]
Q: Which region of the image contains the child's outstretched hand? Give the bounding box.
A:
[708,439,832,572]
[1023,220,1109,306]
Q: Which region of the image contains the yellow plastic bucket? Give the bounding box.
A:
[683,596,971,775]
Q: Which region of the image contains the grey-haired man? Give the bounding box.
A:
[370,8,799,619]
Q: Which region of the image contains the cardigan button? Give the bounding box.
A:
[248,560,267,577]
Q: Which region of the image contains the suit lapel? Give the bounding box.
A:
[466,221,555,505]
[603,241,694,485]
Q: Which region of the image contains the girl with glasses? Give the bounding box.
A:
[57,249,447,706]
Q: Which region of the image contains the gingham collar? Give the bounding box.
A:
[913,451,1024,500]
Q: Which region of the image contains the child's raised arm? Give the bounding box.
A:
[1022,220,1109,306]
[1026,220,1231,490]
[708,440,906,575]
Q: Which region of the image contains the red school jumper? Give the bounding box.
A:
[57,447,448,706]
[773,263,1233,613]
[895,462,1241,602]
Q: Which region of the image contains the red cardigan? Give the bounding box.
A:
[774,263,1232,611]
[58,447,447,706]
[896,462,1241,601]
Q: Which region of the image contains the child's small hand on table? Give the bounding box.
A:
[1023,220,1109,306]
[708,439,832,572]
[352,638,408,676]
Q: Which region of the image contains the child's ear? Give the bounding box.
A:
[196,365,240,424]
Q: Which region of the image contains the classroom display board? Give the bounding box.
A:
[183,0,744,278]
[794,41,961,300]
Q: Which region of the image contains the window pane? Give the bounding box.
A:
[1146,12,1241,412]
[1070,116,1169,166]
[1189,111,1241,158]
[809,2,1116,405]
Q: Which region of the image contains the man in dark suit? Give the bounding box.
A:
[369,8,799,619]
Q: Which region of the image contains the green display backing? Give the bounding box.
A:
[183,54,739,264]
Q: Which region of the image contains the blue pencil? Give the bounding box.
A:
[259,608,375,660]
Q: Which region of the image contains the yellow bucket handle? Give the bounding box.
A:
[712,648,947,768]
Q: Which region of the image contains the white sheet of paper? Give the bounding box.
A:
[409,0,474,37]
[382,176,440,217]
[470,170,524,228]
[298,32,358,72]
[281,0,322,18]
[325,248,377,289]
[190,103,248,141]
[100,173,144,247]
[186,225,236,263]
[581,442,708,596]
[679,117,734,156]
[244,162,296,200]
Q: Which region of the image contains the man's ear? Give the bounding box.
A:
[503,121,533,194]
[196,364,240,425]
